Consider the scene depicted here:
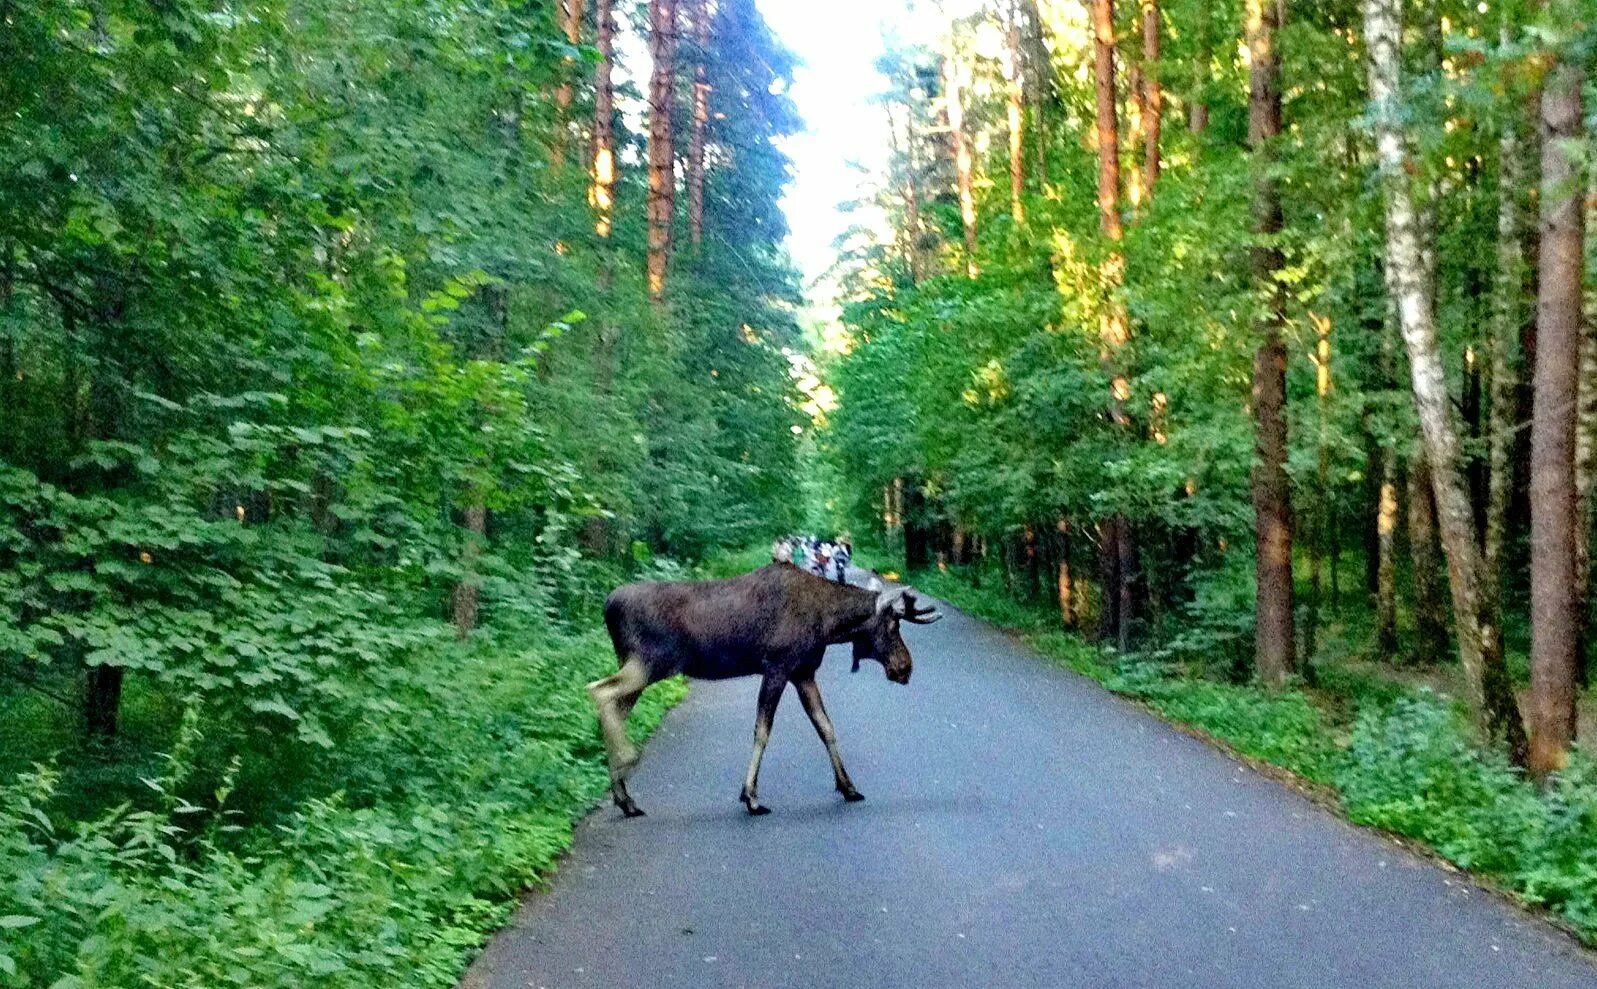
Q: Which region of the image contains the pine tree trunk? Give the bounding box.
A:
[1409,453,1449,664]
[1464,346,1487,537]
[1188,0,1210,133]
[1376,454,1400,656]
[1092,0,1121,244]
[1098,519,1120,643]
[1140,0,1161,196]
[1484,55,1524,638]
[646,0,679,300]
[687,0,711,249]
[1364,0,1527,759]
[1117,519,1137,652]
[1005,0,1026,224]
[553,0,586,168]
[1020,0,1050,180]
[944,47,978,277]
[591,0,617,237]
[1247,0,1294,683]
[1305,313,1333,661]
[1527,51,1584,775]
[1058,518,1075,628]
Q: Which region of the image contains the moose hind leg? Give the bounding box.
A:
[740,672,787,816]
[794,676,862,801]
[587,657,652,816]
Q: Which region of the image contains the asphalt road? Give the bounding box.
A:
[462,585,1597,989]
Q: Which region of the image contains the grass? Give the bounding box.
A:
[909,566,1597,947]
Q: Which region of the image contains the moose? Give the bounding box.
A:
[588,562,943,817]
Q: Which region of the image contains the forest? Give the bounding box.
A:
[1,0,805,984]
[822,0,1597,946]
[3,0,1597,984]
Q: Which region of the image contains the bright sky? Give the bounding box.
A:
[756,0,923,297]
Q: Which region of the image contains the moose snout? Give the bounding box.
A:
[888,666,912,685]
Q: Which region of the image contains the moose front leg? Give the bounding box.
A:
[794,676,863,801]
[739,671,788,816]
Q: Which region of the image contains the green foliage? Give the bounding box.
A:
[2,0,800,982]
[0,633,686,989]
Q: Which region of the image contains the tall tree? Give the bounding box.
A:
[687,0,712,248]
[1526,25,1585,775]
[1005,0,1027,224]
[1140,0,1161,196]
[553,0,587,168]
[1484,16,1526,653]
[943,40,979,277]
[591,0,618,238]
[646,0,681,299]
[1247,0,1294,683]
[1364,0,1527,757]
[1188,0,1211,133]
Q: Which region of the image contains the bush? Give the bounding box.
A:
[1337,693,1542,873]
[0,631,686,989]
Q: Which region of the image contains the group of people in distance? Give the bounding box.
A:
[772,534,852,583]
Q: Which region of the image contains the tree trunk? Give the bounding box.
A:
[1058,518,1075,628]
[1463,346,1487,537]
[553,0,586,168]
[1005,0,1026,224]
[1020,0,1050,181]
[687,0,711,248]
[1098,518,1120,643]
[1484,54,1525,639]
[1376,453,1400,656]
[1117,519,1137,652]
[1188,0,1210,133]
[1305,313,1333,660]
[452,503,487,639]
[646,0,679,300]
[944,47,978,277]
[84,665,124,742]
[1364,0,1528,759]
[1409,453,1449,664]
[1247,0,1294,683]
[1092,0,1121,244]
[1577,178,1597,689]
[1140,0,1161,196]
[1527,51,1584,775]
[1024,523,1040,599]
[591,0,617,237]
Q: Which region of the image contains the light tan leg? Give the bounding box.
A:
[587,657,650,779]
[794,677,862,801]
[739,672,787,815]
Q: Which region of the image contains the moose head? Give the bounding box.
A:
[852,584,943,685]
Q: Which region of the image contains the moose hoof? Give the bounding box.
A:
[740,790,771,816]
[840,787,865,802]
[617,799,646,818]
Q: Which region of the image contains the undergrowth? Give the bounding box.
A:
[0,614,688,988]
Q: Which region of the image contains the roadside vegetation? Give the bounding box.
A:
[819,0,1596,950]
[1,1,801,985]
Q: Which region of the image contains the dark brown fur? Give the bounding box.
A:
[590,563,938,816]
